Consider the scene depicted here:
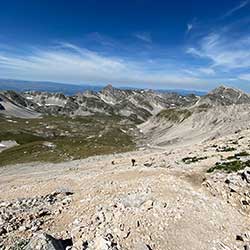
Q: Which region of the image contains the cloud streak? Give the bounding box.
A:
[221,0,249,19]
[186,23,193,33]
[134,32,152,43]
[0,43,203,89]
[187,33,250,70]
[1,24,250,91]
[239,74,250,81]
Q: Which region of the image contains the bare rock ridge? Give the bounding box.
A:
[0,84,199,120]
[1,85,250,120]
[197,85,250,106]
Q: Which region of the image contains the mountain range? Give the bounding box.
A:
[0,79,207,96]
[1,84,250,146]
[0,84,199,121]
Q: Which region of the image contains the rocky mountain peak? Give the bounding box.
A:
[200,85,250,106]
[101,84,124,98]
[209,85,243,95]
[102,84,115,93]
[100,84,132,105]
[105,83,114,89]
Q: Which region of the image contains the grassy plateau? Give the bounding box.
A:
[0,114,136,166]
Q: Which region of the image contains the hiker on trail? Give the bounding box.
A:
[131,159,136,166]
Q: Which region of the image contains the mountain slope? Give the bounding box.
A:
[0,92,40,118]
[139,86,250,147]
[1,129,250,249]
[140,104,250,147]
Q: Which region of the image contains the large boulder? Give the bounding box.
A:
[241,167,250,183]
[24,233,72,250]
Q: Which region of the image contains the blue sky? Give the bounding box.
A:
[0,0,250,91]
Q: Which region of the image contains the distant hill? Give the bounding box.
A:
[158,88,206,96]
[0,79,207,96]
[0,79,103,95]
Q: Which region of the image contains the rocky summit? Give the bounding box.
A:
[2,85,250,249]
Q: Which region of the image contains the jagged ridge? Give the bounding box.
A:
[0,84,199,120]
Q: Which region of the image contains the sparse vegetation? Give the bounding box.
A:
[194,103,211,112]
[207,160,250,173]
[227,155,236,160]
[0,131,43,145]
[235,151,250,157]
[12,239,29,250]
[0,115,136,166]
[182,156,208,164]
[226,151,250,160]
[156,108,192,123]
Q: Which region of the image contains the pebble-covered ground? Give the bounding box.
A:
[1,129,250,249]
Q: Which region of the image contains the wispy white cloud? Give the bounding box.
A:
[134,32,152,43]
[198,67,215,75]
[221,0,249,19]
[1,30,248,90]
[239,73,250,81]
[0,43,203,88]
[183,67,215,77]
[187,32,250,70]
[84,32,118,48]
[186,23,193,34]
[185,18,198,35]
